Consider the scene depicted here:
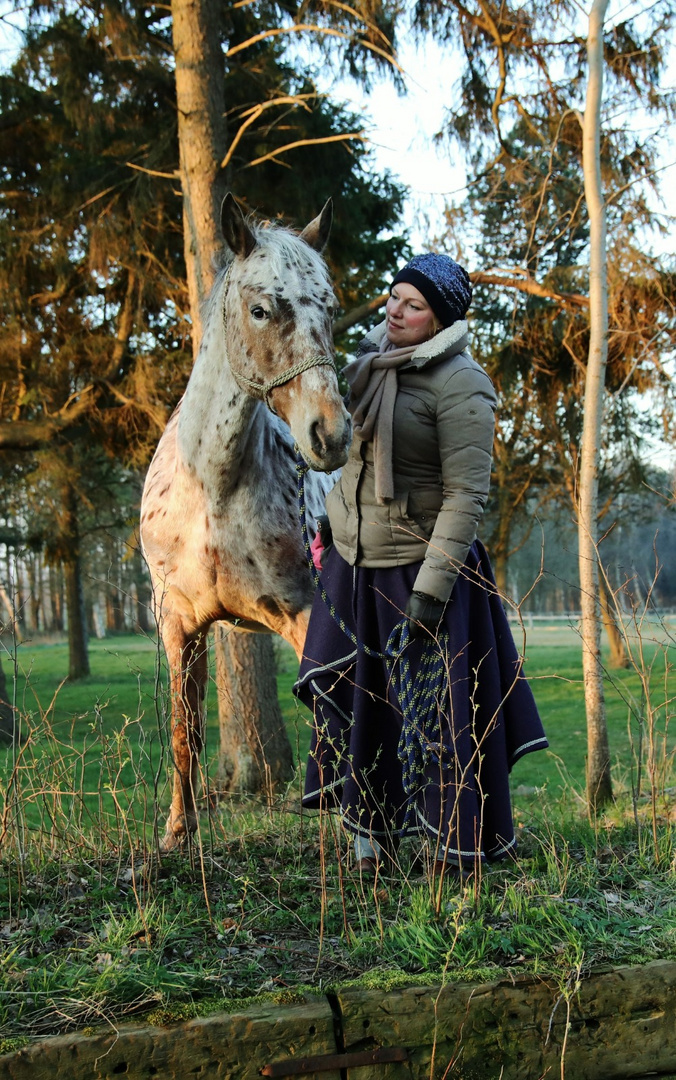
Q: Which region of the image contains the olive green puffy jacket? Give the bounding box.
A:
[325,319,497,603]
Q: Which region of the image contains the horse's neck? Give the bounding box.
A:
[177,293,264,488]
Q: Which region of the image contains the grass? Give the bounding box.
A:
[6,621,672,785]
[1,620,675,1044]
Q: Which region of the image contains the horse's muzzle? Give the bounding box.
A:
[306,412,351,472]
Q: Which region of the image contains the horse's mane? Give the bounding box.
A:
[245,219,328,281]
[201,218,329,326]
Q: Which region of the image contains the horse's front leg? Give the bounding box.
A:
[162,631,209,851]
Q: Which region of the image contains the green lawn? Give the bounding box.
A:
[1,622,675,1044]
[4,618,673,812]
[1,618,674,863]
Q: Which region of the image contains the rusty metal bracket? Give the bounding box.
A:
[261,1046,409,1077]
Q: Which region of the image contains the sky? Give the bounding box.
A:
[0,4,461,248]
[2,1,673,251]
[307,3,676,257]
[323,37,468,249]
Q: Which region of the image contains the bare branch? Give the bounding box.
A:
[320,0,393,49]
[245,132,365,169]
[225,24,402,71]
[126,162,178,180]
[0,389,95,450]
[333,268,591,336]
[96,381,168,429]
[221,94,318,170]
[333,293,388,334]
[471,271,590,309]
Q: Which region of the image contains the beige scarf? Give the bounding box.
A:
[344,336,417,505]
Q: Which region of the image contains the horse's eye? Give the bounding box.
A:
[250,305,268,321]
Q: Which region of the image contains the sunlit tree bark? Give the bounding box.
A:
[171,0,227,347]
[215,626,294,794]
[171,0,292,796]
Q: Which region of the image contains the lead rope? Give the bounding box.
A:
[295,452,452,822]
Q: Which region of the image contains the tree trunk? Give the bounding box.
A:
[133,544,152,634]
[578,0,613,811]
[28,552,42,633]
[171,0,294,792]
[0,653,18,744]
[49,563,64,633]
[599,573,629,670]
[12,555,26,635]
[214,626,294,795]
[62,483,90,680]
[171,0,227,348]
[106,587,125,633]
[489,482,513,598]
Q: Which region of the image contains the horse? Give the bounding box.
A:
[140,194,351,850]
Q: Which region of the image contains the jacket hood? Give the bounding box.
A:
[362,319,470,369]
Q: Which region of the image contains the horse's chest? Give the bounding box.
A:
[208,487,300,572]
[208,458,296,522]
[206,492,311,620]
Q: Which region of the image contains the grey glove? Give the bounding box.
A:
[405,591,447,640]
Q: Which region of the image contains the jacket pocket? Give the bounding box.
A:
[406,489,442,538]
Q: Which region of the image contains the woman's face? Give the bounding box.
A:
[385,283,438,347]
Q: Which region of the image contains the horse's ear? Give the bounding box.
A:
[221,193,257,258]
[300,198,333,253]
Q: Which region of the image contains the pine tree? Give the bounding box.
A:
[0,0,407,785]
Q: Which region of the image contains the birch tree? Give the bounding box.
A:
[577,0,613,807]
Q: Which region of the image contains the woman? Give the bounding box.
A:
[295,253,548,879]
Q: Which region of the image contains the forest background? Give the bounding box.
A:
[0,0,669,643]
[0,0,675,784]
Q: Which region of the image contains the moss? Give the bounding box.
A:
[145,1002,199,1027]
[333,968,430,994]
[276,988,317,1005]
[143,989,314,1028]
[0,1036,30,1056]
[329,965,507,995]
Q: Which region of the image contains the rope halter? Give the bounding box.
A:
[232,354,337,413]
[221,263,337,414]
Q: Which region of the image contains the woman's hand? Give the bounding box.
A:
[405,591,446,639]
[310,515,332,571]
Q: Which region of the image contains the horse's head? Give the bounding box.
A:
[220,194,351,473]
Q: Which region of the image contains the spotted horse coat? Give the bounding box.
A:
[140,195,351,850]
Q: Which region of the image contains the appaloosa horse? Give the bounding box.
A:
[140,194,351,850]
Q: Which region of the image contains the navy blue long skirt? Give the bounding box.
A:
[294,540,548,867]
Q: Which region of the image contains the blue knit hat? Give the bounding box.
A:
[391,253,472,327]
